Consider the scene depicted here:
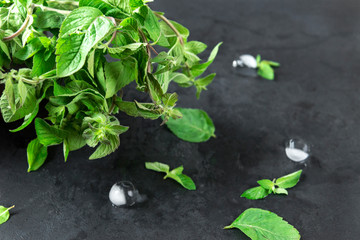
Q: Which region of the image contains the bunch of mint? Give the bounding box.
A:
[0,0,221,171]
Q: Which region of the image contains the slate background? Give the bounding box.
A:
[1,0,360,239]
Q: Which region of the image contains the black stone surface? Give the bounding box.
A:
[1,0,360,239]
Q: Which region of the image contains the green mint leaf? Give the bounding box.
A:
[32,49,56,77]
[0,205,15,225]
[275,170,302,189]
[145,162,170,173]
[195,73,216,99]
[257,62,274,80]
[89,134,120,160]
[224,208,301,240]
[274,187,288,195]
[0,79,37,123]
[17,80,27,106]
[107,43,146,58]
[63,140,70,162]
[146,163,196,190]
[147,74,164,105]
[56,7,114,77]
[80,0,132,18]
[134,6,161,42]
[27,138,48,172]
[241,186,269,200]
[264,60,280,67]
[33,10,66,29]
[170,72,192,85]
[0,40,10,60]
[166,172,196,190]
[14,38,43,60]
[35,118,66,146]
[165,108,215,143]
[185,41,207,55]
[116,99,162,119]
[257,179,275,191]
[104,58,138,98]
[256,54,261,65]
[190,42,222,77]
[162,92,178,107]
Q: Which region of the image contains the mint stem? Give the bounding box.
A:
[32,4,72,15]
[155,13,184,46]
[3,14,31,42]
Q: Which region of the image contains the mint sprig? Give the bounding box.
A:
[241,170,302,200]
[256,55,280,80]
[145,162,196,190]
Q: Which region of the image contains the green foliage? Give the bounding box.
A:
[164,108,215,143]
[145,162,196,190]
[224,208,301,240]
[256,55,280,80]
[0,1,220,171]
[0,205,14,225]
[241,170,302,200]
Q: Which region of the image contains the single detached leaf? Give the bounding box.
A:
[0,205,14,225]
[241,186,269,200]
[165,108,215,143]
[224,208,301,240]
[27,138,48,172]
[275,170,302,189]
[257,62,274,80]
[257,179,275,191]
[145,162,170,173]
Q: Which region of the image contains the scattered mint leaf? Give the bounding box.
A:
[0,205,15,225]
[145,162,170,173]
[241,186,269,200]
[241,170,302,200]
[224,208,301,240]
[276,170,302,189]
[145,162,196,190]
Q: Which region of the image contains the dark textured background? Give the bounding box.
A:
[1,0,360,239]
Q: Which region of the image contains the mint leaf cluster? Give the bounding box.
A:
[241,170,302,200]
[0,0,221,171]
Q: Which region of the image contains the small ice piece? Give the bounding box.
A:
[285,138,310,162]
[232,60,238,68]
[109,181,147,207]
[285,148,309,162]
[239,54,257,68]
[109,183,127,206]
